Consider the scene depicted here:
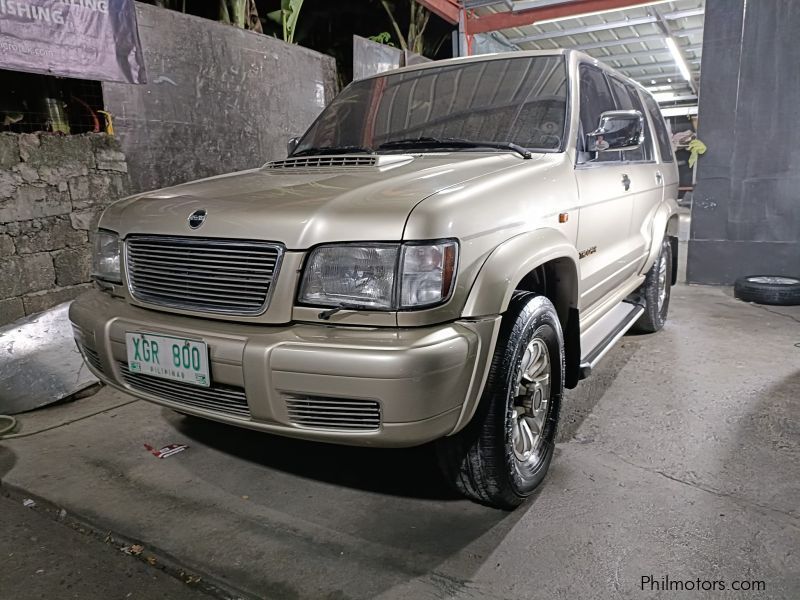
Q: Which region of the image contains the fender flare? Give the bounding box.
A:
[643,200,679,273]
[451,231,580,432]
[462,228,580,318]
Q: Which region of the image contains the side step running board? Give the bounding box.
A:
[579,301,644,379]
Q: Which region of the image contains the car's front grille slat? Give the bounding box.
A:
[126,236,283,316]
[130,248,277,261]
[131,272,272,290]
[284,395,381,431]
[119,362,250,419]
[128,256,276,274]
[288,408,381,418]
[126,268,272,285]
[129,242,279,254]
[78,343,103,374]
[130,278,268,298]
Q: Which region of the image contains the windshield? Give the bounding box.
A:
[294,55,568,155]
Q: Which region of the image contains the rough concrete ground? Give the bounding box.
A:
[1,283,798,600]
[0,494,213,600]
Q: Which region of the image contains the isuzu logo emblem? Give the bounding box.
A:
[188,209,207,229]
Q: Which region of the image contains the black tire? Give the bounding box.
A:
[734,276,800,306]
[632,237,673,334]
[436,292,564,509]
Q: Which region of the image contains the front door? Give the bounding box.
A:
[574,64,640,312]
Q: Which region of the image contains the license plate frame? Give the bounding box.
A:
[125,332,210,388]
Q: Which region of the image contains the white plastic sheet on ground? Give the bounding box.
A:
[0,303,98,415]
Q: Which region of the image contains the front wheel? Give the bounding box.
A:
[436,292,564,509]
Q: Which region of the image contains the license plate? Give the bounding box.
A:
[125,332,210,388]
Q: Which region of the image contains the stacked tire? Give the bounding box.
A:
[733,276,800,306]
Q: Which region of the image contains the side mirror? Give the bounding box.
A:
[587,110,644,152]
[287,136,300,156]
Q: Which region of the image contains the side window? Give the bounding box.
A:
[578,64,619,163]
[607,77,652,162]
[641,92,674,162]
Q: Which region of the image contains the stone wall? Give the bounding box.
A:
[0,133,128,326]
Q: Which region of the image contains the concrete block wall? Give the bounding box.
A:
[104,3,339,194]
[0,133,129,326]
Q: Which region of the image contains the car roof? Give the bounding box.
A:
[359,48,570,79]
[359,48,654,100]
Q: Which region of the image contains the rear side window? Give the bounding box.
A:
[578,64,619,162]
[641,92,674,162]
[607,77,653,162]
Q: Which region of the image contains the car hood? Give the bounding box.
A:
[101,153,541,249]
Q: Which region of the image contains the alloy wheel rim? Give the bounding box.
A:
[657,254,668,310]
[748,276,799,285]
[511,337,551,462]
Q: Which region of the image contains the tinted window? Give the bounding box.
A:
[295,56,568,154]
[641,92,674,162]
[607,77,652,162]
[578,64,619,162]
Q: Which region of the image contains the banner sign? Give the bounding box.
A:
[0,0,146,83]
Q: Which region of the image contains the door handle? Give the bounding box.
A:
[655,171,663,184]
[621,174,631,191]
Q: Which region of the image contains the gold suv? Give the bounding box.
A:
[71,50,678,508]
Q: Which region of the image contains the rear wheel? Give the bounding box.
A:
[632,237,672,333]
[436,292,564,509]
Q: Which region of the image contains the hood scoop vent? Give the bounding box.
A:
[263,154,412,172]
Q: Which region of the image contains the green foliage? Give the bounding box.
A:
[267,0,305,44]
[368,31,395,46]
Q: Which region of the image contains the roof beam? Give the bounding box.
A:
[415,0,460,24]
[592,44,702,62]
[631,72,683,82]
[653,93,698,102]
[644,82,694,91]
[463,0,513,8]
[475,4,703,38]
[574,32,665,49]
[510,14,658,42]
[467,0,664,35]
[487,30,522,49]
[617,57,700,71]
[572,27,702,50]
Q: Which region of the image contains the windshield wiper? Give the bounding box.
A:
[291,145,374,157]
[317,302,366,320]
[378,137,533,159]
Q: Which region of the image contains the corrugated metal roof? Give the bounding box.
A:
[471,0,704,105]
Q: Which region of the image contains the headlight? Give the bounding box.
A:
[92,229,121,283]
[299,240,458,310]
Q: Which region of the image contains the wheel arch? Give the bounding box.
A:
[644,202,680,275]
[462,229,580,319]
[461,229,582,390]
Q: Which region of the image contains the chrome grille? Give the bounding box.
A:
[78,343,103,374]
[125,236,283,316]
[265,156,377,169]
[119,362,250,419]
[284,394,381,431]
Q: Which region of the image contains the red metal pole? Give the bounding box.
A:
[467,0,661,34]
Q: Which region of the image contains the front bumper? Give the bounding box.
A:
[70,290,499,447]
